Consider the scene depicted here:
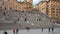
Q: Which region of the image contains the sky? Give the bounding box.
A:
[17,0,41,5]
[33,0,41,5]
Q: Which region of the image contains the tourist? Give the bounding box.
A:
[42,28,43,32]
[52,25,54,32]
[13,29,15,34]
[52,28,54,32]
[48,28,50,32]
[16,29,19,34]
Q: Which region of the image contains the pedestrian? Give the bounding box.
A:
[16,29,19,34]
[3,31,7,34]
[42,28,43,32]
[48,28,50,32]
[52,28,54,32]
[52,25,54,32]
[26,27,30,31]
[13,29,15,34]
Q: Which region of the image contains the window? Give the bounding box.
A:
[22,11,24,12]
[51,11,55,13]
[4,8,6,9]
[56,11,59,13]
[56,9,58,10]
[56,14,58,16]
[3,12,6,15]
[51,8,55,10]
[51,4,55,7]
[29,7,31,8]
[59,9,60,11]
[15,10,17,12]
[51,14,55,16]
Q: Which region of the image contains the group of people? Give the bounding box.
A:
[3,28,54,34]
[3,29,19,34]
[42,28,54,32]
[3,27,30,34]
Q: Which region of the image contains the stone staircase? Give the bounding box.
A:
[0,9,60,30]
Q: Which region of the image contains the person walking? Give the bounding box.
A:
[42,28,43,32]
[26,27,30,31]
[16,29,19,34]
[52,28,54,32]
[13,29,15,34]
[52,25,54,32]
[48,28,50,32]
[13,29,19,34]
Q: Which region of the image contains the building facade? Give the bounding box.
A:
[48,0,60,18]
[38,0,60,23]
[24,0,33,4]
[0,0,33,13]
[38,1,48,14]
[48,0,60,23]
